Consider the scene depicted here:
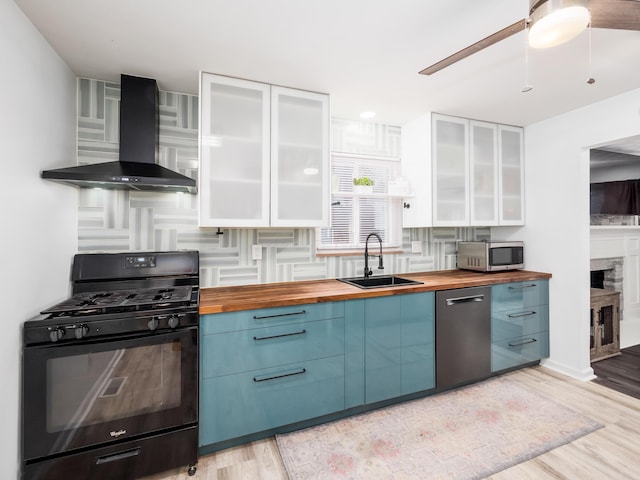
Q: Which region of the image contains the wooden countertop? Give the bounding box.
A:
[199,269,552,315]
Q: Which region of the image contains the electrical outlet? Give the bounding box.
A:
[252,244,262,260]
[411,241,422,254]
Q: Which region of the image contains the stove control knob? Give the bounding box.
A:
[74,324,89,339]
[148,318,159,331]
[168,315,179,329]
[48,327,66,343]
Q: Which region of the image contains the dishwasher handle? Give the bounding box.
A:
[445,294,485,306]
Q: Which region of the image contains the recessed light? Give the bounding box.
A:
[360,111,376,119]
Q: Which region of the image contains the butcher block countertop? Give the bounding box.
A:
[199,269,552,315]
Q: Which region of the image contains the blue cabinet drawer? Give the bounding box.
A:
[201,302,344,335]
[201,318,345,378]
[199,355,345,446]
[491,280,548,313]
[491,331,549,372]
[492,305,549,343]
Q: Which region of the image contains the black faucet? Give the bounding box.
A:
[364,233,384,278]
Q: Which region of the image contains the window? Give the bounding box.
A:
[318,153,402,252]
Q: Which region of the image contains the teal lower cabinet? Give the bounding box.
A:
[345,300,365,409]
[201,317,345,378]
[491,281,550,372]
[200,355,345,446]
[199,302,346,449]
[364,292,435,404]
[198,280,549,451]
[491,332,549,372]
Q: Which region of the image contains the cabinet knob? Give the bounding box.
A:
[403,202,411,209]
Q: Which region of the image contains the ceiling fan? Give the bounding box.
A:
[419,0,640,75]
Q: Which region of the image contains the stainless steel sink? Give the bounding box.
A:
[338,275,423,289]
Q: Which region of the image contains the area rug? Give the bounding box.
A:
[276,376,603,480]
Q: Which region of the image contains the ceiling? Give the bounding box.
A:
[14,0,640,129]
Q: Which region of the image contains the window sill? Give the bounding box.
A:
[316,248,404,257]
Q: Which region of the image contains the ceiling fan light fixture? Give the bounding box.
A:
[528,0,590,49]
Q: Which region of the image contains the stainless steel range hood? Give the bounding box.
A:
[41,74,197,194]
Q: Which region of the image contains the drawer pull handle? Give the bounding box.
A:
[508,338,537,347]
[507,311,537,318]
[253,310,306,320]
[508,284,537,291]
[95,447,141,465]
[446,294,484,306]
[253,329,307,341]
[253,368,307,383]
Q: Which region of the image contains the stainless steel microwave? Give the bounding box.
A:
[457,241,524,272]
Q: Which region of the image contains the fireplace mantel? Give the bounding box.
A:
[591,228,640,348]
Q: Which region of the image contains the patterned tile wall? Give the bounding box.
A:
[76,78,489,287]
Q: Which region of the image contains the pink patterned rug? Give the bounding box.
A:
[276,375,602,479]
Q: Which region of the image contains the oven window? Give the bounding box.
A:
[46,340,182,433]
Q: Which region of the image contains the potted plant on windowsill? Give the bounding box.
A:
[353,176,374,194]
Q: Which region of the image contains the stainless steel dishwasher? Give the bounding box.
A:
[436,286,491,388]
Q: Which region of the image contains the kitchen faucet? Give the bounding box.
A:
[364,233,384,278]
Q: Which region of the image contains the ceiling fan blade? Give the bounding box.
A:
[590,0,640,31]
[419,19,527,75]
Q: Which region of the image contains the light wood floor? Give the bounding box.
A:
[145,366,640,479]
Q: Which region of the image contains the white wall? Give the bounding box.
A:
[0,0,76,477]
[511,88,640,380]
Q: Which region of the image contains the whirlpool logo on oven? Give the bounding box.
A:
[110,429,127,438]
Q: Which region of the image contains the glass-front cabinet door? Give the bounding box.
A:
[498,125,525,225]
[271,87,329,227]
[432,114,469,226]
[199,74,271,227]
[470,121,498,226]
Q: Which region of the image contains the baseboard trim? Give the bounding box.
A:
[541,358,596,381]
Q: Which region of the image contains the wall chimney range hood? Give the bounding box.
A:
[41,74,197,194]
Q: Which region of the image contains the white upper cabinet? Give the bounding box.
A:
[498,125,525,225]
[470,121,499,226]
[400,113,524,228]
[271,86,329,227]
[432,114,469,226]
[199,73,329,228]
[401,114,432,228]
[199,74,271,227]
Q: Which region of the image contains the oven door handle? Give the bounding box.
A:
[95,447,141,465]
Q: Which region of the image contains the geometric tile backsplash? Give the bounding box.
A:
[76,78,489,287]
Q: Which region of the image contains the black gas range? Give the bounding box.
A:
[22,250,200,480]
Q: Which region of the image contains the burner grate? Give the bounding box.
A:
[42,286,194,316]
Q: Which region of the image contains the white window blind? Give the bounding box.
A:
[318,153,402,251]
